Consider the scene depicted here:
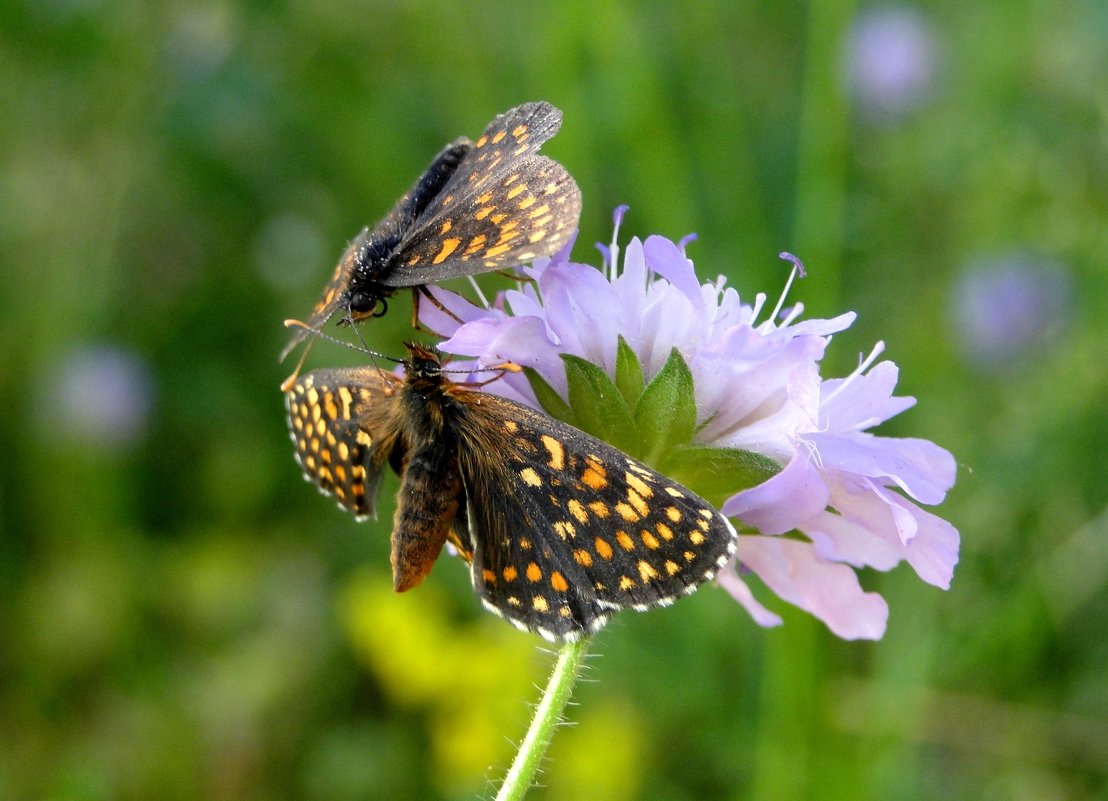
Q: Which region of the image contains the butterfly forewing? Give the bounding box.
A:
[386,154,581,285]
[450,390,738,640]
[285,367,403,519]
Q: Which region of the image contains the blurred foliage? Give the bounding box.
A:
[1,1,1106,800]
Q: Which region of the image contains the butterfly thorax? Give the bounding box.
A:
[397,345,461,449]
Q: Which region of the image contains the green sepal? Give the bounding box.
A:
[635,348,697,465]
[614,336,644,408]
[561,354,639,455]
[524,367,576,427]
[660,445,781,509]
[526,346,780,509]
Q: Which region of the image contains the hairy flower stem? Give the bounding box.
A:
[495,636,592,801]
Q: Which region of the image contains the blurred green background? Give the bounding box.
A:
[2,1,1106,799]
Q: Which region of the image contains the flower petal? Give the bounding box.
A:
[805,431,956,505]
[810,474,960,588]
[737,537,889,640]
[722,451,829,534]
[439,316,568,396]
[819,360,914,431]
[644,235,704,306]
[420,285,494,337]
[717,565,784,628]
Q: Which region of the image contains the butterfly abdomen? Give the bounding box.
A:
[391,442,463,593]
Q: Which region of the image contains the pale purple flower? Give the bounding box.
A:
[423,211,958,640]
[845,6,938,121]
[36,343,155,450]
[951,252,1071,372]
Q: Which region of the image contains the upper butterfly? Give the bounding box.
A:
[283,101,582,359]
[285,343,738,642]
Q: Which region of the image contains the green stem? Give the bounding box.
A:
[494,635,592,801]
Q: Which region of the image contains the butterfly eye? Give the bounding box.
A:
[347,291,378,317]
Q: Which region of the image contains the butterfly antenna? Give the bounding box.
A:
[279,301,343,363]
[279,338,313,392]
[280,320,403,374]
[351,316,373,353]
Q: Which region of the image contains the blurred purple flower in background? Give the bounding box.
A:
[951,252,1072,373]
[37,344,155,451]
[421,209,959,640]
[845,5,937,120]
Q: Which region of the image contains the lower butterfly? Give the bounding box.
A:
[285,343,737,641]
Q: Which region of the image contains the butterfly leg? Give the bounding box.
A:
[410,286,464,332]
[465,362,523,388]
[494,268,536,288]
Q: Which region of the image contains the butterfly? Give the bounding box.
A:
[284,343,737,641]
[283,101,582,361]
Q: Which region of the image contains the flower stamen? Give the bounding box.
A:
[467,276,491,309]
[821,340,887,409]
[766,252,807,326]
[607,204,630,281]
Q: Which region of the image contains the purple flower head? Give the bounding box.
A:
[36,343,155,451]
[423,213,959,640]
[951,252,1072,373]
[845,5,938,121]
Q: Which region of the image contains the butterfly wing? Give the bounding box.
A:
[449,390,738,641]
[285,366,404,520]
[383,101,582,286]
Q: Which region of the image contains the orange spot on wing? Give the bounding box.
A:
[432,237,462,265]
[483,243,512,258]
[567,499,588,524]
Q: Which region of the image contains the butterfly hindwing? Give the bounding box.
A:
[285,367,403,519]
[448,390,738,640]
